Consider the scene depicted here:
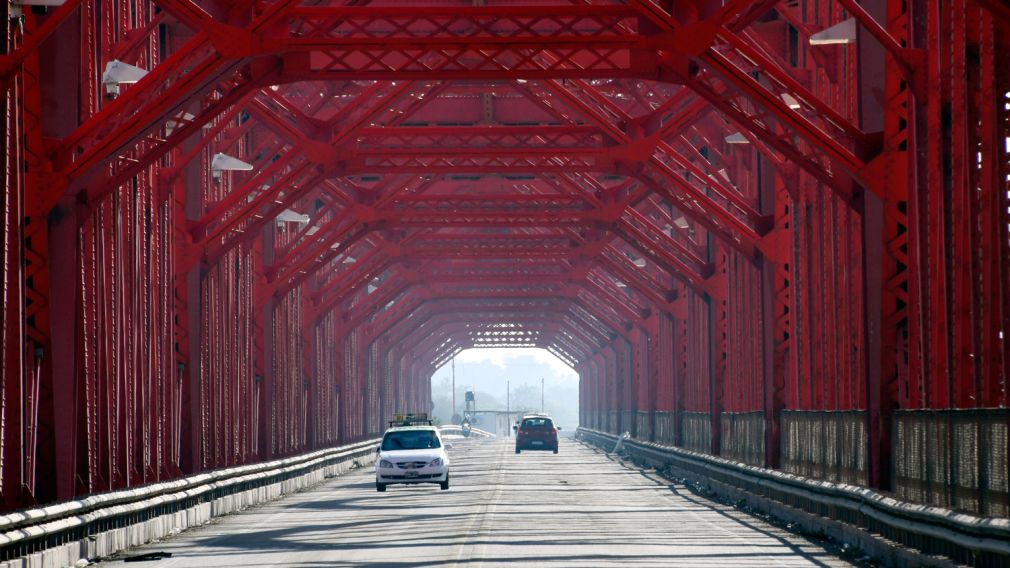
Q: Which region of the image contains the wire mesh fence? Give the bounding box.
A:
[721,411,765,466]
[894,409,1008,517]
[782,410,868,485]
[681,412,712,454]
[654,411,676,445]
[635,411,651,440]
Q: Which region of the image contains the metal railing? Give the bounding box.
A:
[0,438,380,563]
[438,425,496,438]
[578,427,1010,566]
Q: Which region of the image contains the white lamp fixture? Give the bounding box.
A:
[673,216,689,230]
[102,60,148,96]
[781,93,802,110]
[724,132,749,144]
[210,152,253,180]
[809,18,857,46]
[632,258,647,268]
[275,209,310,225]
[10,0,66,5]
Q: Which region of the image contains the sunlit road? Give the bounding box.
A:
[98,437,852,567]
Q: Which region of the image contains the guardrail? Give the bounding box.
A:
[0,438,380,567]
[577,427,1010,567]
[439,425,496,438]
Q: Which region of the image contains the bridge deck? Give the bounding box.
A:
[98,439,854,567]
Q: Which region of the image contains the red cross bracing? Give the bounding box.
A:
[1,0,1009,517]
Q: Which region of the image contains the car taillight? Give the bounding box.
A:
[551,428,558,436]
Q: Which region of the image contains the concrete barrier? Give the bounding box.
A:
[0,439,380,568]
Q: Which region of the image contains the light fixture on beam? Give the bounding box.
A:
[809,18,857,46]
[724,132,749,144]
[210,152,253,180]
[9,0,66,11]
[275,209,310,225]
[632,258,647,268]
[8,0,65,14]
[673,216,689,230]
[781,93,802,110]
[102,60,148,97]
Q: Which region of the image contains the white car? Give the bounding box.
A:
[375,425,450,492]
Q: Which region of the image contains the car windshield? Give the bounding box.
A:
[381,430,441,451]
[522,418,553,428]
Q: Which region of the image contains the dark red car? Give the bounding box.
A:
[514,415,559,454]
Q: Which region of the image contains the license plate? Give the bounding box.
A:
[531,441,543,446]
[406,471,418,478]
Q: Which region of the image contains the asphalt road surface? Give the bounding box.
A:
[98,437,853,567]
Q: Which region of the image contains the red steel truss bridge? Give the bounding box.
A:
[1,0,1009,564]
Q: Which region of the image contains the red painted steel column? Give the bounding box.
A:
[602,347,617,434]
[47,197,79,502]
[708,246,728,457]
[861,0,909,491]
[2,3,28,509]
[631,327,646,438]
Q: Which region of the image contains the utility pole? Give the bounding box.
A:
[541,377,544,413]
[451,356,456,424]
[506,379,510,437]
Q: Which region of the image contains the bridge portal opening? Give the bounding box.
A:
[430,348,579,437]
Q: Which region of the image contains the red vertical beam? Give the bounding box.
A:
[48,200,79,501]
[591,351,603,431]
[672,297,687,447]
[948,0,975,408]
[708,246,728,456]
[924,1,951,409]
[618,339,633,434]
[602,347,616,433]
[258,224,277,459]
[645,314,663,442]
[974,10,1007,408]
[759,152,789,468]
[862,186,892,489]
[855,0,914,491]
[302,284,317,450]
[4,8,54,505]
[2,2,26,509]
[631,327,646,438]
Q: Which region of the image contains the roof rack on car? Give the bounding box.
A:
[388,413,433,427]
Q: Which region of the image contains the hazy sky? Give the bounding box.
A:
[430,347,580,428]
[437,347,579,385]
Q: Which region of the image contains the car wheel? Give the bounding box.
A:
[553,448,559,454]
[376,482,386,492]
[440,474,449,491]
[515,448,521,454]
